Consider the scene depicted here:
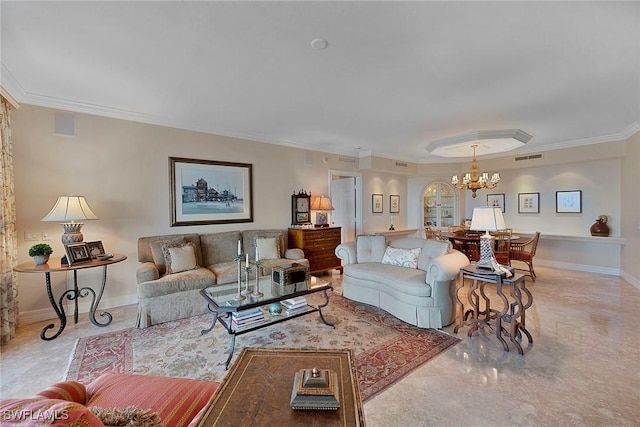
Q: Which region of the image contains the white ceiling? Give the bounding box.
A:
[2,1,639,163]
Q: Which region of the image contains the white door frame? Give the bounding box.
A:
[329,170,363,241]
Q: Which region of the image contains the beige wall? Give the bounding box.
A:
[13,105,407,323]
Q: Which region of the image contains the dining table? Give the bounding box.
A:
[441,232,528,262]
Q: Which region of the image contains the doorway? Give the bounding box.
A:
[329,170,362,243]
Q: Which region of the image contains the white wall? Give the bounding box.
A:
[408,143,630,276]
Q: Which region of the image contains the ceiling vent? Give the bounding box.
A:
[515,153,543,161]
[395,161,408,168]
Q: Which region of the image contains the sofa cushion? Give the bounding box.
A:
[36,381,87,404]
[242,230,286,260]
[163,242,198,274]
[418,239,451,271]
[138,267,215,298]
[381,246,421,268]
[151,236,186,275]
[255,237,280,260]
[355,235,387,263]
[388,237,451,271]
[208,260,245,285]
[86,373,219,427]
[200,231,242,267]
[344,263,431,298]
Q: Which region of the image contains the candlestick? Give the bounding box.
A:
[252,260,263,297]
[255,246,259,262]
[237,240,241,256]
[233,254,245,301]
[245,253,249,268]
[242,265,251,295]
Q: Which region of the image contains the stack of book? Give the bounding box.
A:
[281,296,309,316]
[232,308,265,328]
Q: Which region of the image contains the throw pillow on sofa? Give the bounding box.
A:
[150,237,186,275]
[256,237,280,260]
[163,242,198,274]
[381,246,421,268]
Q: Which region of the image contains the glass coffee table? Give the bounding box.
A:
[200,276,334,369]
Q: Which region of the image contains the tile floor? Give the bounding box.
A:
[1,266,639,426]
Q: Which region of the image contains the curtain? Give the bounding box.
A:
[0,96,18,345]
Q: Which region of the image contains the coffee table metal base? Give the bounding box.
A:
[200,281,335,369]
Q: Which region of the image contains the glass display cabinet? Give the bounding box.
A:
[423,182,456,229]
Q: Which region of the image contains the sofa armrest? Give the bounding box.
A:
[426,250,470,284]
[335,242,356,265]
[136,262,160,284]
[284,248,305,259]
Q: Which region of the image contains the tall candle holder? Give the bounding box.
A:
[252,260,263,297]
[233,254,245,301]
[242,265,252,295]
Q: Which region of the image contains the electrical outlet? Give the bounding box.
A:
[42,231,50,241]
[25,232,39,241]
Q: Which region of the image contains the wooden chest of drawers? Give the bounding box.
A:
[288,227,342,274]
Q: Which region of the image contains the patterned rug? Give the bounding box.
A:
[65,293,459,401]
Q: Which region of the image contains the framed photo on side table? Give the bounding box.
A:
[65,243,92,264]
[518,192,540,214]
[556,190,582,213]
[390,195,400,214]
[372,194,383,213]
[86,241,105,258]
[487,194,505,213]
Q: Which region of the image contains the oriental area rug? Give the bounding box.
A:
[65,294,459,401]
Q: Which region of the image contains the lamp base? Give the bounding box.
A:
[61,223,84,244]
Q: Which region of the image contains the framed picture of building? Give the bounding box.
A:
[170,157,254,226]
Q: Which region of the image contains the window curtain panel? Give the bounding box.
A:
[0,96,18,345]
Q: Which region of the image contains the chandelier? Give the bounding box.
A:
[451,145,500,198]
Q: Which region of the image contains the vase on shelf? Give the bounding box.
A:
[590,215,610,237]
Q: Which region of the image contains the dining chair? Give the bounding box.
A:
[493,229,512,265]
[424,227,442,240]
[509,231,541,281]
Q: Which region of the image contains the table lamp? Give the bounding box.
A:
[41,195,98,244]
[310,195,334,227]
[470,206,512,276]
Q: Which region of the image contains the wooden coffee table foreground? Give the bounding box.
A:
[195,348,366,426]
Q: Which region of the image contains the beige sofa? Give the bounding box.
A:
[335,235,469,328]
[136,229,308,327]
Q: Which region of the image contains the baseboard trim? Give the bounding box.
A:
[535,259,620,276]
[620,271,640,290]
[19,294,138,326]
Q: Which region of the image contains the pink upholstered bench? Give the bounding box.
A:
[0,373,220,426]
